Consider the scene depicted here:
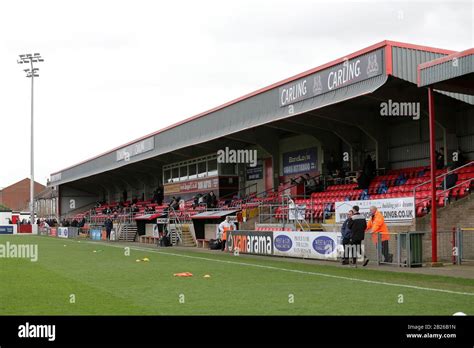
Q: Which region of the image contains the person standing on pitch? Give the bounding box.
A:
[104,218,113,240]
[348,205,367,266]
[340,209,353,265]
[218,216,235,251]
[365,206,392,264]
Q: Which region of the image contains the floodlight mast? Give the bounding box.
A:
[17,53,43,226]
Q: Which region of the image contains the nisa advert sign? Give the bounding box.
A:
[273,231,341,260]
[57,227,68,238]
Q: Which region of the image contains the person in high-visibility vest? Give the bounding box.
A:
[218,216,236,251]
[365,206,392,264]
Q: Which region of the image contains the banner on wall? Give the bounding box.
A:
[67,227,79,238]
[226,230,343,261]
[282,147,317,176]
[58,227,68,238]
[90,229,102,241]
[335,197,415,223]
[246,160,263,181]
[164,177,219,195]
[273,231,342,260]
[0,225,14,234]
[226,230,274,256]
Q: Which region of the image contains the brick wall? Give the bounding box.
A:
[0,178,46,211]
[416,194,474,262]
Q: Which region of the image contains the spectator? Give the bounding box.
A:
[122,189,128,203]
[218,216,235,251]
[207,191,217,209]
[334,168,345,179]
[363,154,376,179]
[71,219,79,227]
[104,218,113,240]
[440,166,458,190]
[313,178,324,193]
[42,219,50,230]
[193,194,202,209]
[327,155,340,175]
[356,171,371,190]
[290,176,305,185]
[199,194,206,205]
[131,203,139,213]
[168,196,179,211]
[436,148,445,169]
[157,186,164,205]
[348,205,367,266]
[152,186,164,205]
[454,148,467,168]
[304,174,316,195]
[377,181,388,194]
[132,197,138,205]
[341,209,353,265]
[417,168,427,177]
[365,206,392,264]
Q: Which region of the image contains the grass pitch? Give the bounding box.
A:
[0,235,473,315]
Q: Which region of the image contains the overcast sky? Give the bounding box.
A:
[0,0,472,189]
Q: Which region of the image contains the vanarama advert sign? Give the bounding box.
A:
[226,231,273,256]
[335,197,415,223]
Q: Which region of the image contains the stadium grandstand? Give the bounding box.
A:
[46,41,474,264]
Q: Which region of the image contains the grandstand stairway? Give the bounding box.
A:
[118,223,138,242]
[179,225,196,247]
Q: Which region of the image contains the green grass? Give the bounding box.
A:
[0,235,473,315]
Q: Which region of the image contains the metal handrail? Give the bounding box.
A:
[167,207,183,245]
[412,161,474,197]
[415,177,473,207]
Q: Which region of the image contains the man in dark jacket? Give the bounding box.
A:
[441,167,458,190]
[104,218,113,240]
[341,210,353,265]
[348,205,368,266]
[207,191,217,209]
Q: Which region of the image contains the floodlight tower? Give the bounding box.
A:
[17,53,44,225]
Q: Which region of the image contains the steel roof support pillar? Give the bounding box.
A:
[428,87,438,264]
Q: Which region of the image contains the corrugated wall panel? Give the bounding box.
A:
[389,140,443,169]
[391,159,429,170]
[420,55,473,86]
[392,47,445,83]
[459,135,474,154]
[392,47,474,105]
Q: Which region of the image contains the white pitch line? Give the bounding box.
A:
[86,240,474,297]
